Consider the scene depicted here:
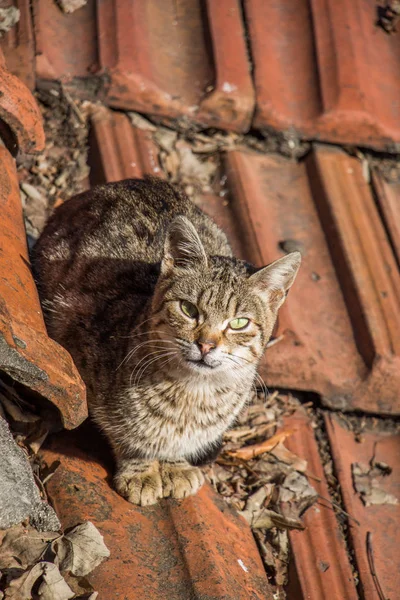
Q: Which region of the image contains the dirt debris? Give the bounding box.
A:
[204,392,318,591]
[17,86,91,242]
[376,1,400,33]
[352,459,398,506]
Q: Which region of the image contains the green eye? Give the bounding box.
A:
[180,300,199,319]
[229,318,250,330]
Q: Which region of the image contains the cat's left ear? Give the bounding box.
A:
[161,216,208,274]
[248,252,301,310]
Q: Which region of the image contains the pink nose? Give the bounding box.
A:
[198,340,216,356]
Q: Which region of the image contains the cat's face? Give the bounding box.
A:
[149,217,301,379]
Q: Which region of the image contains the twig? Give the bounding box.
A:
[317,495,360,526]
[61,84,85,124]
[366,531,389,600]
[305,470,322,483]
[217,456,259,477]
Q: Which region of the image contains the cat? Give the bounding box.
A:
[32,177,301,506]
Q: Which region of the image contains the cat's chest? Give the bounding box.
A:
[131,379,249,459]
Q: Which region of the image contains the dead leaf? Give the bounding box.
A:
[0,525,59,570]
[227,429,294,460]
[270,441,307,472]
[0,395,40,426]
[352,462,398,506]
[279,471,318,510]
[240,485,273,524]
[26,424,49,454]
[241,507,304,531]
[37,563,74,600]
[154,128,177,152]
[128,112,157,132]
[279,471,318,523]
[175,140,217,192]
[4,563,42,599]
[56,522,110,577]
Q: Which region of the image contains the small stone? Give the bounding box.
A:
[279,239,305,255]
[0,417,60,531]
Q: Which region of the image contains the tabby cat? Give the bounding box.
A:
[32,177,300,506]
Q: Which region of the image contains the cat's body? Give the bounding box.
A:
[33,177,300,505]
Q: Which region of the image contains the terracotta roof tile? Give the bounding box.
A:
[326,414,400,600]
[0,56,44,154]
[0,144,86,428]
[42,425,273,600]
[372,169,400,266]
[284,409,358,600]
[0,0,35,90]
[245,0,400,150]
[34,0,98,80]
[89,107,162,182]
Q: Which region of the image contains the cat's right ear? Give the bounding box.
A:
[161,216,208,274]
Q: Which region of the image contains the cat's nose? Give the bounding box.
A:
[197,339,216,356]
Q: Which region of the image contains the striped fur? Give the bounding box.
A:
[32,177,300,505]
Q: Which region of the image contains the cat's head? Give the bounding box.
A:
[150,216,301,379]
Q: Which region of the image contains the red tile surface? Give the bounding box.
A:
[34,0,98,80]
[89,106,162,182]
[283,409,358,600]
[34,0,254,132]
[0,145,87,428]
[0,57,44,154]
[372,170,400,266]
[245,0,400,151]
[41,425,273,600]
[100,0,254,131]
[326,414,400,600]
[0,0,35,90]
[30,0,400,148]
[222,146,399,414]
[308,147,400,414]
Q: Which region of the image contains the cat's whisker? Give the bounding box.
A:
[128,347,176,382]
[132,351,178,387]
[117,339,176,371]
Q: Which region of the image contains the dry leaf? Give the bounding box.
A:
[352,462,398,506]
[0,525,59,570]
[57,522,110,577]
[227,429,294,461]
[279,472,317,508]
[270,441,307,473]
[128,112,156,131]
[37,563,74,600]
[241,507,304,531]
[175,140,216,192]
[0,395,40,426]
[4,563,43,599]
[154,128,177,152]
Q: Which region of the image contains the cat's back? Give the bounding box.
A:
[34,177,230,267]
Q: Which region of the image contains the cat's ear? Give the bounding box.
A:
[248,252,301,310]
[161,216,207,274]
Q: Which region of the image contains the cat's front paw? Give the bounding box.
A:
[114,461,162,506]
[160,462,204,499]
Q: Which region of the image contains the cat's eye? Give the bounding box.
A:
[229,318,250,330]
[180,300,199,319]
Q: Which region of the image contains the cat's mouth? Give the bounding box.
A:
[186,358,219,370]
